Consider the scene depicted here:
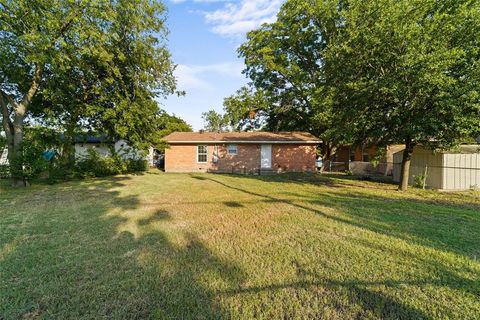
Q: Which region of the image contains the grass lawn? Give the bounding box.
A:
[1,171,479,319]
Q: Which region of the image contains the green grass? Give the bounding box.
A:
[1,171,479,319]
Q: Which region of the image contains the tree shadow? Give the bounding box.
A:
[0,176,243,319]
[192,175,479,300]
[223,201,244,208]
[199,174,479,258]
[1,173,478,319]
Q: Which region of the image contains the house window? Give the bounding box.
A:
[227,144,238,155]
[362,147,370,162]
[349,148,355,162]
[197,145,208,163]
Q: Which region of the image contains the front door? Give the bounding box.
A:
[260,144,272,169]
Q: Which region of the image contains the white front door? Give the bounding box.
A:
[260,144,272,169]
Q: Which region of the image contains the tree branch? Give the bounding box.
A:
[0,92,14,138]
[18,64,42,112]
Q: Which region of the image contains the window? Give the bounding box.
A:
[349,148,356,162]
[362,147,369,162]
[197,145,208,163]
[227,144,237,155]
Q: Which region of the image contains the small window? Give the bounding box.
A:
[227,144,237,155]
[349,149,355,162]
[197,145,208,163]
[362,150,369,162]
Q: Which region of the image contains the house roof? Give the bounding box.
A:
[163,131,321,144]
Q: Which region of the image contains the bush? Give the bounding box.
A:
[413,174,427,188]
[75,149,121,177]
[127,158,148,172]
[75,148,148,178]
[0,164,10,178]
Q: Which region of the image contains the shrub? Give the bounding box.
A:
[75,148,148,178]
[0,164,10,178]
[75,149,123,177]
[413,174,427,188]
[127,158,148,172]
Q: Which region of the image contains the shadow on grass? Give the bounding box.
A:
[0,176,241,319]
[195,174,479,257]
[192,175,479,298]
[1,173,478,319]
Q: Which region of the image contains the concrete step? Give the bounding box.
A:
[260,168,276,175]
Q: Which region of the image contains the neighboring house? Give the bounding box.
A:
[393,145,480,190]
[333,144,405,175]
[0,136,155,167]
[163,131,320,174]
[75,136,154,166]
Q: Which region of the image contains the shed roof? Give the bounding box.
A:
[163,131,321,144]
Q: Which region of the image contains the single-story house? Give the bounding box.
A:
[0,136,155,166]
[393,145,480,190]
[74,136,155,166]
[163,131,321,174]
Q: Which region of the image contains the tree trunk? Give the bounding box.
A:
[320,141,334,172]
[10,112,27,187]
[1,65,41,187]
[399,138,414,191]
[61,120,77,166]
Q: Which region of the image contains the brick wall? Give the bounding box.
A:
[165,143,316,173]
[272,144,317,172]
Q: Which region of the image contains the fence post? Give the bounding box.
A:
[423,164,428,189]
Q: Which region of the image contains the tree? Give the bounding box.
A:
[223,86,268,132]
[238,0,341,159]
[155,111,192,150]
[0,0,177,186]
[201,110,229,132]
[325,0,480,190]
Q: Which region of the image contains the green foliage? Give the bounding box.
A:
[1,0,179,184]
[223,86,269,131]
[75,148,148,178]
[325,0,480,151]
[370,148,387,168]
[127,158,149,172]
[9,127,61,182]
[201,110,230,132]
[413,175,427,189]
[239,0,337,138]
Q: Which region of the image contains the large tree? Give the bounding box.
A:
[201,110,229,132]
[223,86,268,132]
[0,0,177,186]
[326,0,480,190]
[238,0,340,159]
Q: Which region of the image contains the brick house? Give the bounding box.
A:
[163,131,320,174]
[333,144,405,175]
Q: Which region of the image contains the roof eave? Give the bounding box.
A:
[165,140,322,144]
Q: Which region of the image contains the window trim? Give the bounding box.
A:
[197,145,208,163]
[227,144,238,155]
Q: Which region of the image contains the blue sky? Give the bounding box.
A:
[159,0,283,130]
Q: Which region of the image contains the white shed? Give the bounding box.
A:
[393,145,480,190]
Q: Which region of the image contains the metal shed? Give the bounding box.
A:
[393,145,480,190]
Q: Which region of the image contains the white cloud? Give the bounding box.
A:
[174,63,244,90]
[203,0,283,38]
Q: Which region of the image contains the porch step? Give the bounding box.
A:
[260,168,276,175]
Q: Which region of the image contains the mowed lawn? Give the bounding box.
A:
[1,172,479,319]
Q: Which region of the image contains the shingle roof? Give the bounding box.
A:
[163,131,321,144]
